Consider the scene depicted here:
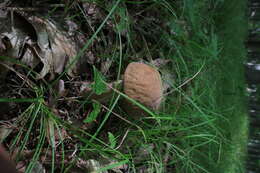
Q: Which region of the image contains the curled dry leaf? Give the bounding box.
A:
[21,45,40,68]
[20,12,78,79]
[123,62,163,111]
[0,25,29,79]
[0,11,87,79]
[1,28,29,59]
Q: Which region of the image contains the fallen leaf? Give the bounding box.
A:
[0,11,86,80]
[23,13,77,79]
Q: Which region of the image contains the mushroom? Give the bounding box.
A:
[123,62,163,112]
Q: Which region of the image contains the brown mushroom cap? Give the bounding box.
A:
[123,62,163,110]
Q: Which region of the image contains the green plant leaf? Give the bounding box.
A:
[108,132,116,149]
[84,102,101,123]
[115,6,128,33]
[91,66,107,95]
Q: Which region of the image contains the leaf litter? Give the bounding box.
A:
[1,11,82,79]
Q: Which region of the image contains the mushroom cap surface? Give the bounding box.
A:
[123,62,163,110]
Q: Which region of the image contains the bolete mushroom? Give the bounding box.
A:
[123,62,163,112]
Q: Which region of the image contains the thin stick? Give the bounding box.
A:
[115,129,129,150]
[163,63,204,96]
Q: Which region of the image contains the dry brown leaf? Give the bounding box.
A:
[22,14,77,79]
[0,11,86,80]
[21,46,40,68]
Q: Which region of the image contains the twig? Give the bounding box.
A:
[58,96,83,101]
[115,129,129,150]
[163,63,204,96]
[69,145,78,159]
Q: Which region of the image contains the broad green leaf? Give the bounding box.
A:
[91,66,107,95]
[84,102,101,123]
[108,132,116,149]
[115,7,128,33]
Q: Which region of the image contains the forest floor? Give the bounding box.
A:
[0,0,248,172]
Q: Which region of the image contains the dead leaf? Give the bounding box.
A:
[22,13,77,79]
[1,29,28,59]
[0,11,87,80]
[21,45,40,68]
